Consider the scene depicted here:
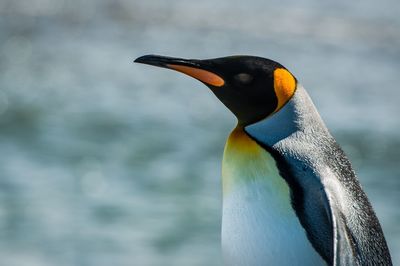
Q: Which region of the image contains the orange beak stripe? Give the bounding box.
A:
[167,64,225,87]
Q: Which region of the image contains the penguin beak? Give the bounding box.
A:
[134,55,225,87]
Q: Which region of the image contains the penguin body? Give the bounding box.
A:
[135,55,392,265]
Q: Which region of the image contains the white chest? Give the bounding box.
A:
[221,128,325,266]
[221,181,325,266]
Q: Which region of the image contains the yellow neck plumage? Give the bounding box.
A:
[222,126,290,199]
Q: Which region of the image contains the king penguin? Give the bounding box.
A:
[134,55,392,266]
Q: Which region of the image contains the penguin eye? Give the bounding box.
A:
[234,73,253,85]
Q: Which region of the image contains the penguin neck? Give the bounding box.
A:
[244,84,325,147]
[221,85,323,199]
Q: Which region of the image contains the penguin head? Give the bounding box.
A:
[135,55,297,126]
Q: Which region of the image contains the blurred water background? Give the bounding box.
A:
[0,0,399,265]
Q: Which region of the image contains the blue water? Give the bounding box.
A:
[0,1,399,265]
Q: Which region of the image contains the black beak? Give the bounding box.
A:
[134,54,201,69]
[134,54,225,87]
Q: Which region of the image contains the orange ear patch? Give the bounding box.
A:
[167,64,225,87]
[273,68,296,112]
